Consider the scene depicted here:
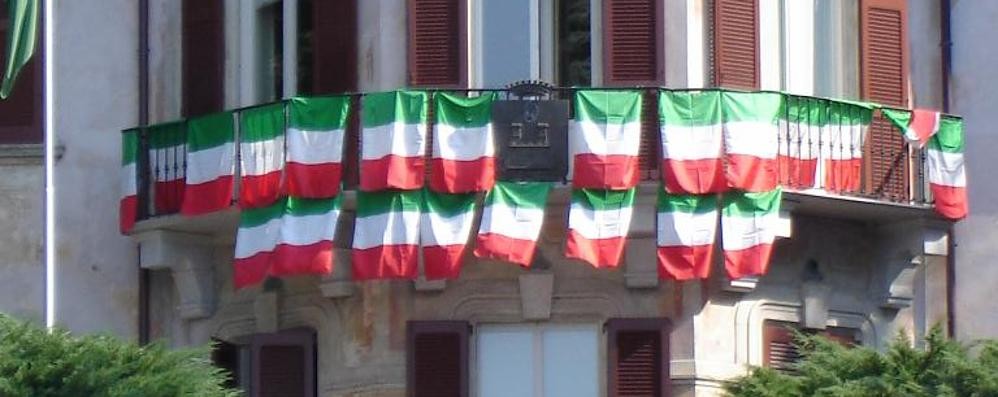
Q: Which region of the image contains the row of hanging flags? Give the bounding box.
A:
[119,89,968,288]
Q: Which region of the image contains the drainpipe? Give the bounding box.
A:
[939,0,955,339]
[137,0,150,345]
[43,0,56,331]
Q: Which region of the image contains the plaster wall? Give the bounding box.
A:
[0,158,44,324]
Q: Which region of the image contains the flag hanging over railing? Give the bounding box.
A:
[286,96,350,198]
[475,181,552,267]
[239,103,286,209]
[656,191,718,280]
[360,91,428,191]
[181,112,235,216]
[822,101,871,193]
[352,190,422,280]
[119,129,139,234]
[431,92,496,193]
[565,188,635,268]
[721,188,782,279]
[722,92,782,192]
[421,189,477,279]
[149,122,187,214]
[570,90,643,190]
[927,117,967,220]
[659,90,725,194]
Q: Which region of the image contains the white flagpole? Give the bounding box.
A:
[44,0,56,330]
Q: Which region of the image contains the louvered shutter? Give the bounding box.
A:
[712,0,759,89]
[607,318,671,397]
[602,0,663,179]
[407,321,469,397]
[252,329,316,397]
[312,0,357,94]
[182,0,224,117]
[860,0,909,202]
[0,5,41,143]
[763,321,859,372]
[407,0,467,88]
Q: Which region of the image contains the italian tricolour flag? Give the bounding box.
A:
[900,108,942,148]
[361,91,428,191]
[721,188,782,279]
[722,92,782,192]
[778,96,823,189]
[352,190,422,280]
[181,112,235,216]
[431,92,496,193]
[120,128,138,233]
[233,196,341,288]
[149,121,187,213]
[570,90,642,189]
[927,117,967,220]
[421,190,477,279]
[565,188,635,268]
[821,101,870,192]
[656,191,718,280]
[239,103,286,209]
[474,181,552,267]
[659,90,725,194]
[286,96,350,198]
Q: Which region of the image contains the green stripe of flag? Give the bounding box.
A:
[485,181,552,210]
[355,190,423,218]
[240,103,285,143]
[657,190,718,214]
[148,121,186,149]
[188,111,234,152]
[784,96,827,124]
[290,96,351,130]
[880,108,912,133]
[928,117,964,153]
[423,189,476,217]
[435,92,495,128]
[722,91,784,123]
[121,128,138,165]
[362,90,428,128]
[571,188,636,212]
[574,90,642,123]
[826,100,872,126]
[286,196,341,217]
[722,188,783,218]
[240,198,286,228]
[659,90,721,127]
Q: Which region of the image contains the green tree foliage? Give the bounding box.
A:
[726,326,998,397]
[0,314,239,397]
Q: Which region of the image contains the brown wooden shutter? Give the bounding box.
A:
[860,0,909,202]
[182,0,224,117]
[211,339,242,390]
[407,0,467,88]
[602,0,663,179]
[763,320,859,372]
[0,4,41,143]
[712,0,759,89]
[311,0,358,93]
[407,321,469,397]
[607,318,671,397]
[252,329,316,397]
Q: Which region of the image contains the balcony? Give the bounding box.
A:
[128,86,943,231]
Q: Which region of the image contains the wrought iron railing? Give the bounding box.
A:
[130,86,932,221]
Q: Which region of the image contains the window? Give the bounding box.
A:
[763,320,859,372]
[557,0,592,86]
[606,318,671,397]
[182,0,224,117]
[477,324,600,397]
[0,3,42,144]
[211,329,317,397]
[407,321,470,397]
[775,0,860,97]
[240,0,357,104]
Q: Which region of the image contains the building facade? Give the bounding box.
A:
[0,0,974,397]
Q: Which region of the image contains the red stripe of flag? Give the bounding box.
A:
[430,157,495,193]
[572,154,639,189]
[661,158,726,194]
[657,245,714,281]
[285,162,342,198]
[351,245,419,280]
[360,155,424,191]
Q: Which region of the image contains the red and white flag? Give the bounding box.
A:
[431,92,496,193]
[474,182,552,267]
[181,112,235,215]
[659,90,726,194]
[565,188,635,268]
[721,188,782,279]
[239,103,285,209]
[360,91,428,191]
[657,191,718,280]
[570,90,643,190]
[722,92,781,192]
[286,96,350,198]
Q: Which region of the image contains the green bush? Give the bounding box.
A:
[725,326,998,397]
[0,313,239,397]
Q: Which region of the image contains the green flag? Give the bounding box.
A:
[1,0,38,99]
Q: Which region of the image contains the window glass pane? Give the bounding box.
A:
[257,2,283,102]
[477,326,535,397]
[482,0,535,88]
[814,0,859,99]
[558,0,591,86]
[542,326,599,397]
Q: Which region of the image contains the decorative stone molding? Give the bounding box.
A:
[874,220,949,310]
[133,230,216,320]
[519,273,554,320]
[254,291,279,333]
[801,280,831,329]
[723,276,759,293]
[320,248,354,298]
[880,255,920,310]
